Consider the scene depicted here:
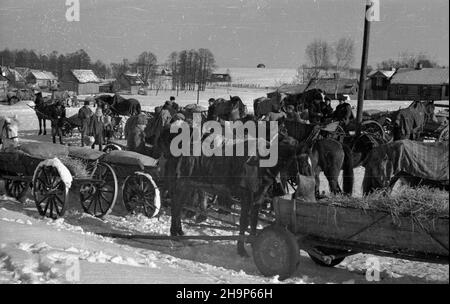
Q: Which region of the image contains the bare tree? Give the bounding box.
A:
[136,51,157,86]
[334,37,355,73]
[377,51,439,70]
[305,39,332,79]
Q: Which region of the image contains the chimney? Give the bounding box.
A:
[416,62,423,70]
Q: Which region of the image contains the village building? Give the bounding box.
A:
[306,74,359,100]
[117,73,144,94]
[0,66,27,88]
[59,69,101,95]
[388,65,449,101]
[365,68,396,100]
[25,70,58,90]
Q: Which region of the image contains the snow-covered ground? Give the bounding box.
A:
[0,87,448,284]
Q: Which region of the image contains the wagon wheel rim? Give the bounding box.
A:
[80,162,118,218]
[33,166,67,219]
[123,173,159,218]
[5,178,29,201]
[438,126,449,142]
[361,120,385,141]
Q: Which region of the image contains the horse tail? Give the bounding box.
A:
[342,143,354,195]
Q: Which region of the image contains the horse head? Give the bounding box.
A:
[0,115,20,150]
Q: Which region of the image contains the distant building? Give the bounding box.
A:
[26,70,58,90]
[117,73,144,94]
[99,79,117,93]
[60,69,101,95]
[0,66,27,88]
[307,74,359,100]
[388,65,449,101]
[257,64,266,68]
[0,74,8,101]
[365,68,396,100]
[297,67,360,84]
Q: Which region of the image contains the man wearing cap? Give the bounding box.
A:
[320,97,334,122]
[50,100,66,145]
[207,98,216,121]
[333,95,354,128]
[308,93,324,124]
[78,100,94,147]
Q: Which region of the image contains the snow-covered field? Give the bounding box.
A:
[0,87,448,284]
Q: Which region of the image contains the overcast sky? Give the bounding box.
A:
[0,0,448,68]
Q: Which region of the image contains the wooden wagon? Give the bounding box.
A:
[252,197,449,280]
[0,143,161,219]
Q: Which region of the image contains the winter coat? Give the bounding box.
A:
[89,115,105,145]
[78,106,93,133]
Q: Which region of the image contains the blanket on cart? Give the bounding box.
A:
[363,140,449,186]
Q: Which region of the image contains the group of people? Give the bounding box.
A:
[78,100,114,151]
[261,93,354,128]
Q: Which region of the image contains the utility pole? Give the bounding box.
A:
[196,81,200,104]
[357,0,379,123]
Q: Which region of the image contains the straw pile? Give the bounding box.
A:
[59,156,90,178]
[320,186,449,227]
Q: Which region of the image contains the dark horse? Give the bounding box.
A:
[167,137,300,257]
[95,94,142,116]
[284,120,354,195]
[34,92,54,135]
[391,100,436,141]
[211,96,248,121]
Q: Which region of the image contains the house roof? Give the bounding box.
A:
[1,66,26,83]
[368,69,396,79]
[390,68,449,85]
[71,70,100,83]
[29,70,58,81]
[273,83,309,95]
[306,77,358,95]
[122,73,144,86]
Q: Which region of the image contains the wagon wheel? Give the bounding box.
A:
[80,162,118,218]
[122,172,161,218]
[307,247,348,267]
[62,121,73,137]
[5,178,29,202]
[252,225,299,280]
[438,125,449,142]
[361,120,386,141]
[33,166,68,219]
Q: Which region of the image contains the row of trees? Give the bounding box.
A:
[376,51,440,70]
[167,48,216,91]
[303,37,355,81]
[0,48,111,79]
[0,48,217,92]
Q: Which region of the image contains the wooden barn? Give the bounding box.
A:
[117,73,144,94]
[0,66,27,88]
[388,65,449,101]
[365,69,396,100]
[307,74,359,100]
[26,70,58,90]
[59,69,100,95]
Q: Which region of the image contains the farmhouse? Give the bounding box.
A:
[0,66,27,88]
[365,69,396,100]
[117,73,144,94]
[59,69,101,95]
[26,70,58,90]
[388,65,449,101]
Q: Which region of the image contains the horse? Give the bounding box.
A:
[391,100,436,141]
[34,92,56,135]
[211,96,248,121]
[0,115,20,151]
[362,140,449,194]
[284,120,354,196]
[167,136,301,257]
[95,94,141,116]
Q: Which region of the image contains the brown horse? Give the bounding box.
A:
[391,100,436,141]
[211,96,248,121]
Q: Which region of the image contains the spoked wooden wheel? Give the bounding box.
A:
[5,177,29,201]
[361,120,386,141]
[33,166,68,219]
[438,125,449,142]
[122,172,160,218]
[252,225,299,280]
[333,125,346,143]
[80,162,118,218]
[102,143,122,153]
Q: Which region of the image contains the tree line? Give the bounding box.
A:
[0,48,217,92]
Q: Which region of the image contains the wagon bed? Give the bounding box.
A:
[253,197,449,279]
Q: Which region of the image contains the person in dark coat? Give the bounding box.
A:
[89,107,105,151]
[320,97,334,122]
[78,100,93,147]
[50,101,66,144]
[308,94,323,124]
[333,96,354,128]
[207,98,216,121]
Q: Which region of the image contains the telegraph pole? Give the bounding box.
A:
[357,0,378,123]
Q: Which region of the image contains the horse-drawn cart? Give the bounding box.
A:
[0,142,161,219]
[252,197,449,279]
